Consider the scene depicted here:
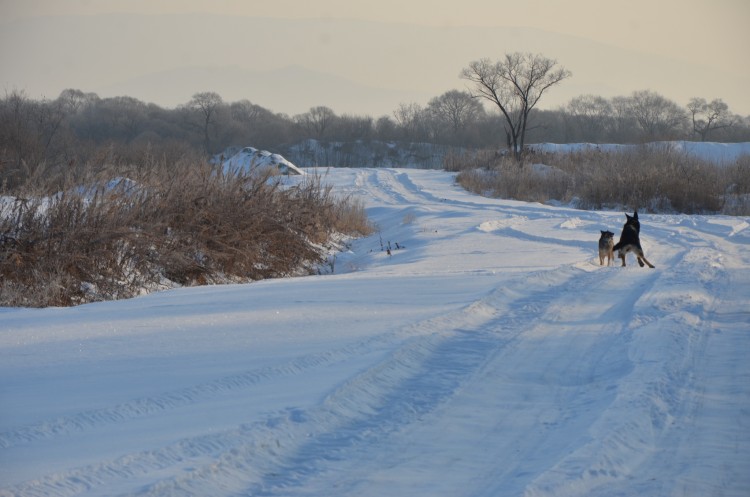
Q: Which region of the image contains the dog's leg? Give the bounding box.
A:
[634,248,655,268]
[619,252,626,266]
[639,256,655,268]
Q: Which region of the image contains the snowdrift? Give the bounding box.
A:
[221,147,305,176]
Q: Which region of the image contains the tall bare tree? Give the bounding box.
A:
[461,52,571,161]
[687,97,735,141]
[189,92,223,153]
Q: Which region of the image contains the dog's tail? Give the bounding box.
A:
[612,240,625,252]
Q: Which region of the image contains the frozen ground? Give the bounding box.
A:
[1,167,749,496]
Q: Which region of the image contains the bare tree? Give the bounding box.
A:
[427,90,485,145]
[626,90,686,141]
[606,96,640,143]
[393,103,429,142]
[188,92,223,153]
[0,91,36,176]
[94,96,148,143]
[294,106,336,140]
[230,99,266,126]
[461,52,571,161]
[331,114,374,142]
[227,100,290,149]
[57,89,99,115]
[374,116,398,142]
[564,94,614,143]
[687,97,736,141]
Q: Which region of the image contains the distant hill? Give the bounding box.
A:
[2,13,747,115]
[102,65,425,117]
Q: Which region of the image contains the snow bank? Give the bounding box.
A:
[222,147,305,176]
[528,141,750,165]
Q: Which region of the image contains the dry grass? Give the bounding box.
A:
[1,158,373,307]
[454,148,750,215]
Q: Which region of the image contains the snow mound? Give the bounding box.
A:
[222,147,305,176]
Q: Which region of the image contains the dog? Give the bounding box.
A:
[598,230,615,266]
[612,210,655,268]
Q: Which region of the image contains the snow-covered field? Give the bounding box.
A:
[529,141,750,165]
[1,167,749,496]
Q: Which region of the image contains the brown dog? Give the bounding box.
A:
[598,230,614,266]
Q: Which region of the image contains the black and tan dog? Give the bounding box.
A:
[612,211,655,268]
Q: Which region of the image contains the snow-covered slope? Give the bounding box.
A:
[222,147,305,176]
[1,168,749,496]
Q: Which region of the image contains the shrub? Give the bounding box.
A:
[1,158,373,307]
[454,147,748,215]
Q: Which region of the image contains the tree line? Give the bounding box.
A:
[2,56,749,188]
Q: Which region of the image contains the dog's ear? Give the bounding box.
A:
[633,210,639,219]
[601,230,605,235]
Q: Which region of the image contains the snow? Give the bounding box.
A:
[221,147,306,176]
[1,163,750,496]
[528,141,750,165]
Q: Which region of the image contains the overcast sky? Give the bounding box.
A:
[2,0,748,116]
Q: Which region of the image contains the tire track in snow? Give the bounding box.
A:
[2,265,603,497]
[130,265,636,497]
[523,232,735,496]
[0,328,412,450]
[360,169,466,215]
[238,259,665,497]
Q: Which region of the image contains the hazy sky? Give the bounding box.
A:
[2,0,749,115]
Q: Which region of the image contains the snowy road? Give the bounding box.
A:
[1,168,749,496]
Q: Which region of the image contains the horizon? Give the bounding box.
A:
[1,0,748,116]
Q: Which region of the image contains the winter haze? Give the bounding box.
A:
[1,0,749,116]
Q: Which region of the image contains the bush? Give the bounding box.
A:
[1,158,373,307]
[454,147,749,215]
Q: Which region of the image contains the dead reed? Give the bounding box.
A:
[1,158,373,307]
[454,147,749,215]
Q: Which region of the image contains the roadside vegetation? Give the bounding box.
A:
[0,156,372,307]
[449,147,750,215]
